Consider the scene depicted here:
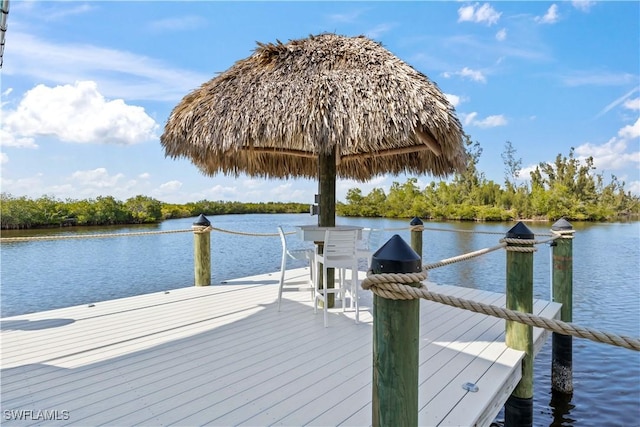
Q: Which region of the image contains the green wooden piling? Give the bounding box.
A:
[551,218,574,394]
[318,148,336,307]
[192,214,211,287]
[372,235,422,427]
[504,222,535,427]
[410,217,423,258]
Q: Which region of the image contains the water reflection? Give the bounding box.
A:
[549,390,576,427]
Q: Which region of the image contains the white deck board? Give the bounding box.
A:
[1,268,561,427]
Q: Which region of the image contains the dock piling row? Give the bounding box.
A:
[504,222,535,427]
[192,214,212,286]
[371,221,424,427]
[551,218,574,394]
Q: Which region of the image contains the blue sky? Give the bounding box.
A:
[1,1,639,204]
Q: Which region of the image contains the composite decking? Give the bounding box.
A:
[1,268,560,426]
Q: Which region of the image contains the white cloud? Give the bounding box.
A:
[457,3,501,26]
[536,4,560,24]
[575,138,640,171]
[495,28,507,41]
[618,117,640,140]
[205,184,240,199]
[458,67,487,83]
[3,81,158,145]
[243,179,265,190]
[445,93,462,108]
[462,112,478,127]
[0,168,147,200]
[365,23,395,39]
[327,10,365,23]
[204,179,316,203]
[596,88,640,117]
[337,175,388,201]
[574,118,640,171]
[519,118,640,194]
[0,174,44,196]
[4,31,211,102]
[627,180,640,195]
[70,168,126,189]
[1,87,13,105]
[572,1,596,12]
[138,173,151,180]
[0,152,8,164]
[0,128,38,148]
[517,164,538,182]
[269,182,310,202]
[462,112,508,128]
[157,180,183,193]
[477,115,508,128]
[446,67,486,83]
[624,98,640,111]
[47,183,76,194]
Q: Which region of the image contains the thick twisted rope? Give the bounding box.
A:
[361,272,640,352]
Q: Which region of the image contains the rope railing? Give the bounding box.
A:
[0,225,286,242]
[374,225,558,237]
[209,226,281,237]
[420,233,563,270]
[0,228,194,242]
[1,222,562,243]
[361,271,640,352]
[423,242,507,270]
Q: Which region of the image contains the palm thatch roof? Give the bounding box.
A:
[161,33,467,181]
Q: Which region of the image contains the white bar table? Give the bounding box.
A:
[296,225,363,243]
[296,225,363,308]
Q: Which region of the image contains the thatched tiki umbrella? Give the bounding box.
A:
[161,33,466,226]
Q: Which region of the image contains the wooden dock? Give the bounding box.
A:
[1,268,560,426]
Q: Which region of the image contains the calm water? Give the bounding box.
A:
[1,214,639,426]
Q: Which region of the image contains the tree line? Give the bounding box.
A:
[2,137,638,229]
[0,194,309,230]
[337,138,640,221]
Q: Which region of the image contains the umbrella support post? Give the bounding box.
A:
[318,149,336,307]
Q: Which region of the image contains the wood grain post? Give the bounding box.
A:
[318,148,336,307]
[504,222,535,427]
[551,218,574,394]
[371,235,422,427]
[192,214,211,287]
[410,217,423,258]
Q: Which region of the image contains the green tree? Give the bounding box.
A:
[501,140,522,193]
[125,195,163,223]
[385,178,422,217]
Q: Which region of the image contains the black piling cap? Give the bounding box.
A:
[506,221,534,239]
[551,218,573,231]
[410,217,423,226]
[371,234,422,274]
[193,214,211,227]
